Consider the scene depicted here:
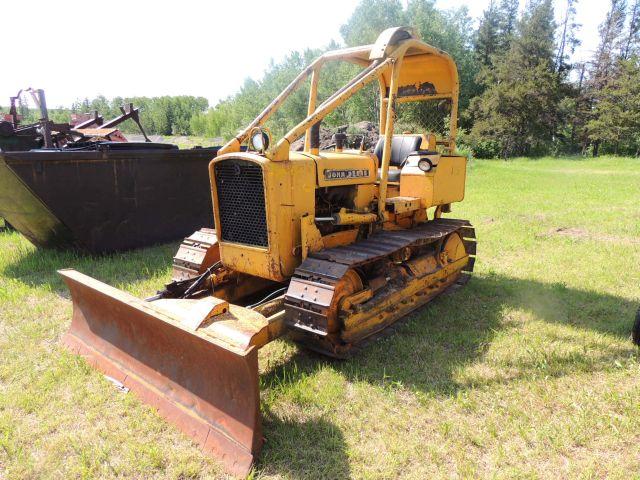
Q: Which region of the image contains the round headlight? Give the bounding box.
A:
[418,158,433,172]
[250,130,269,151]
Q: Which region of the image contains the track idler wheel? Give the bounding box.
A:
[329,269,364,333]
[440,232,466,265]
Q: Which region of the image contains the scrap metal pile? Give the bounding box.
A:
[0,88,150,151]
[0,88,219,252]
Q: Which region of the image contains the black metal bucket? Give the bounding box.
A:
[0,143,220,253]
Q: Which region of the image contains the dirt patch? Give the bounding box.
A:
[539,227,640,245]
[516,213,547,223]
[291,121,379,152]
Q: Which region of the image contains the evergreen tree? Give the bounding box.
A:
[555,0,581,72]
[514,0,556,67]
[496,0,520,52]
[591,0,627,89]
[468,0,560,157]
[621,0,640,59]
[475,1,501,66]
[586,57,640,154]
[583,0,629,154]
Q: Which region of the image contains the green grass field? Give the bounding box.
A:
[1,156,639,479]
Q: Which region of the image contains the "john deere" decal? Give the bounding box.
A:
[324,169,370,180]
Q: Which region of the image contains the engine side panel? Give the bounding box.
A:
[315,151,378,187]
[212,153,316,282]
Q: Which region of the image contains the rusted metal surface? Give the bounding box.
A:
[396,81,437,97]
[172,228,220,281]
[1,89,150,151]
[100,103,151,142]
[311,218,471,266]
[0,89,71,150]
[0,146,219,252]
[60,269,262,477]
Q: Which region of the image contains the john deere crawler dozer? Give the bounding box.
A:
[59,27,476,476]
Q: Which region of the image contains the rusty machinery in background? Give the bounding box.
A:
[0,88,150,151]
[0,89,221,252]
[59,28,476,476]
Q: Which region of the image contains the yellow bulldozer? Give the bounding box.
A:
[59,27,476,476]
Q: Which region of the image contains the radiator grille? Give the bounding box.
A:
[214,159,268,247]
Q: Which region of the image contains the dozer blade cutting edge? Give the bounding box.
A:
[59,269,266,477]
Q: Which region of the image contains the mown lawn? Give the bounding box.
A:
[1,156,639,479]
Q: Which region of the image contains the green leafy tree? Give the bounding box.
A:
[340,0,405,45]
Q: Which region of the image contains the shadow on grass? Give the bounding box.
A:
[1,234,179,293]
[257,408,351,479]
[262,272,638,398]
[255,273,637,477]
[5,232,635,478]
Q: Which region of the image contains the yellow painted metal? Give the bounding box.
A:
[353,184,377,211]
[304,69,320,153]
[340,288,373,311]
[321,229,359,248]
[340,255,468,343]
[332,208,378,225]
[314,151,377,187]
[399,155,467,209]
[153,297,229,331]
[300,215,323,259]
[425,133,437,150]
[384,54,456,99]
[385,196,421,214]
[376,58,403,218]
[440,232,466,266]
[209,152,316,282]
[405,254,438,277]
[379,82,388,134]
[369,26,413,59]
[396,93,457,103]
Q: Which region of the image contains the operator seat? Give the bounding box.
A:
[374,135,422,182]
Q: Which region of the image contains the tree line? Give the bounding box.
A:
[5,0,638,157]
[7,96,209,137]
[190,0,640,158]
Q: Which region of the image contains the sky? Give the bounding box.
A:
[2,0,610,109]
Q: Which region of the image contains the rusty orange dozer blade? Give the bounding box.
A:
[59,269,263,477]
